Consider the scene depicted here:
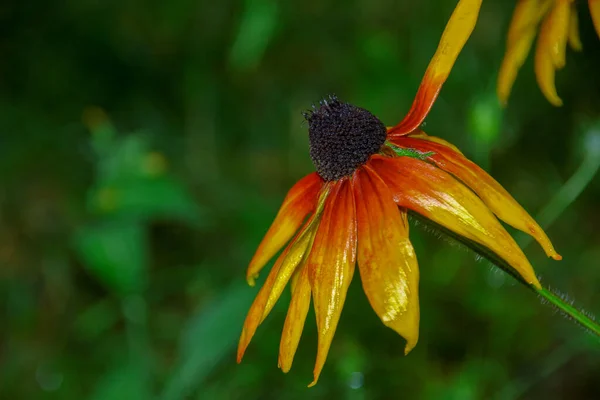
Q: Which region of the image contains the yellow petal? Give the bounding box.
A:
[568,6,583,51]
[497,0,551,106]
[289,267,301,295]
[388,0,482,136]
[278,267,311,373]
[237,184,330,363]
[545,0,570,69]
[306,178,357,386]
[372,155,541,288]
[354,166,420,353]
[246,173,323,286]
[534,1,570,106]
[391,134,562,263]
[534,42,562,106]
[589,0,600,39]
[506,0,552,46]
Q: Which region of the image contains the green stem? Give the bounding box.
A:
[534,287,600,337]
[537,153,600,228]
[517,152,600,249]
[409,212,600,340]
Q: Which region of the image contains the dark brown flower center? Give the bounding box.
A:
[304,96,387,181]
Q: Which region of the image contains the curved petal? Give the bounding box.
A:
[306,178,356,386]
[404,130,464,154]
[388,0,482,137]
[506,0,552,46]
[568,5,583,51]
[534,0,570,106]
[589,0,600,39]
[371,155,541,288]
[543,0,570,69]
[354,166,420,354]
[237,183,330,363]
[534,43,562,106]
[247,172,323,285]
[497,0,551,106]
[278,267,311,373]
[389,134,561,262]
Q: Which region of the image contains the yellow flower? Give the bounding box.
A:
[498,0,600,106]
[238,0,560,386]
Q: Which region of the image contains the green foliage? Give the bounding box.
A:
[1,0,600,399]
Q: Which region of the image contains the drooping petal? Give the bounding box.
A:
[534,0,570,106]
[568,5,583,51]
[371,155,541,288]
[246,172,323,285]
[497,0,551,106]
[506,0,552,46]
[534,44,562,106]
[353,166,420,353]
[278,267,311,373]
[289,267,301,295]
[237,183,331,363]
[590,0,600,39]
[390,134,561,262]
[237,219,316,363]
[388,0,482,137]
[306,178,356,386]
[542,0,570,68]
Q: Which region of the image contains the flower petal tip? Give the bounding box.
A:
[246,273,258,287]
[236,329,251,364]
[404,337,418,356]
[278,359,291,374]
[550,97,563,107]
[551,253,562,261]
[278,351,294,373]
[236,348,245,364]
[307,376,320,388]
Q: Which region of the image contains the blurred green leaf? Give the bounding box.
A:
[161,283,255,400]
[73,298,120,341]
[90,362,151,400]
[96,134,156,183]
[88,177,206,226]
[229,0,278,70]
[469,93,501,145]
[74,222,147,295]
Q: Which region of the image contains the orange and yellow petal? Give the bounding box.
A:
[497,0,551,106]
[279,267,311,373]
[391,134,561,262]
[306,178,357,386]
[246,172,323,285]
[590,0,600,39]
[403,130,464,154]
[534,0,570,106]
[568,5,583,51]
[237,217,317,363]
[371,155,541,288]
[237,184,330,363]
[353,166,420,353]
[388,0,482,137]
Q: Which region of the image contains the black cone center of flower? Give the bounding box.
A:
[304,96,387,181]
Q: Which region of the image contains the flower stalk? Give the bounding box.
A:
[535,287,600,337]
[410,211,600,339]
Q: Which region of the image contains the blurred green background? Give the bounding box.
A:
[1,0,600,399]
